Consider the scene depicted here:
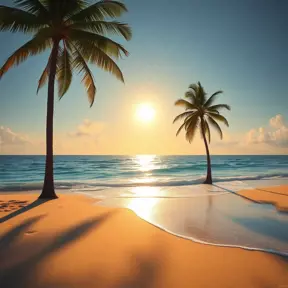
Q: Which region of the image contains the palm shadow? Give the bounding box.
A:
[115,254,159,288]
[0,215,46,251]
[114,242,164,288]
[0,199,51,224]
[256,188,288,197]
[212,184,259,203]
[0,212,114,288]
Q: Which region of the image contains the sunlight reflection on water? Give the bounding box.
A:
[134,155,157,172]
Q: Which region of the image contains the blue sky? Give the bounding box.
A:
[0,0,287,154]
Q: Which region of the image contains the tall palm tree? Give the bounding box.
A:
[0,0,131,199]
[173,82,230,184]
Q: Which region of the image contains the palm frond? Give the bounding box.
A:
[187,82,207,105]
[69,21,132,40]
[46,0,88,21]
[207,116,223,139]
[70,46,96,107]
[176,121,186,137]
[204,90,223,108]
[197,81,207,105]
[188,83,198,94]
[0,5,46,33]
[209,113,229,127]
[184,112,199,129]
[69,29,129,58]
[175,99,198,111]
[203,119,211,143]
[57,45,72,98]
[37,53,51,93]
[185,90,197,104]
[67,0,128,23]
[207,104,231,111]
[70,38,125,82]
[15,0,48,16]
[0,28,52,79]
[185,116,199,143]
[206,109,219,115]
[173,111,194,123]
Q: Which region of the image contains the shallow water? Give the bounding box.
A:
[97,181,288,257]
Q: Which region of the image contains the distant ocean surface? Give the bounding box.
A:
[0,155,287,192]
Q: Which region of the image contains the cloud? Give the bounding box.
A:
[246,114,288,147]
[269,114,285,129]
[68,119,105,138]
[0,126,31,146]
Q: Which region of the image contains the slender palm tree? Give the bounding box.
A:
[173,82,230,184]
[0,0,131,199]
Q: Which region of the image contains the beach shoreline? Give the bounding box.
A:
[0,186,287,288]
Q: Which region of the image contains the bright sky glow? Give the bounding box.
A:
[135,104,156,124]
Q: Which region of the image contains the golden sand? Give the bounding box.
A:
[0,191,287,288]
[239,185,288,212]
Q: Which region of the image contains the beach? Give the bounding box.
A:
[1,0,287,286]
[0,186,287,288]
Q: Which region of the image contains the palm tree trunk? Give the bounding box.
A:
[39,39,60,199]
[201,119,212,184]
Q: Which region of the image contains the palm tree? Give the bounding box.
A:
[0,0,131,199]
[173,82,230,184]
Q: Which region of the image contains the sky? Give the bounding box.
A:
[0,0,287,155]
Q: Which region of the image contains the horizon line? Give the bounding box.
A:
[0,154,287,157]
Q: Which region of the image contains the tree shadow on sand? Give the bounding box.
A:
[0,212,114,288]
[255,188,288,197]
[0,215,46,250]
[114,250,161,288]
[0,199,52,224]
[212,184,260,203]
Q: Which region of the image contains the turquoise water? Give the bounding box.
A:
[0,155,287,191]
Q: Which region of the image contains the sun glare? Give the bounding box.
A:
[127,187,160,220]
[135,103,155,123]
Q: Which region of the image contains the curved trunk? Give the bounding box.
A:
[201,118,212,184]
[39,39,60,199]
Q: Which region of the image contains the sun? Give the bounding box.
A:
[135,103,156,123]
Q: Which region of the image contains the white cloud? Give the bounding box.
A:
[269,114,285,129]
[68,119,105,138]
[246,114,288,147]
[0,126,41,154]
[0,126,31,146]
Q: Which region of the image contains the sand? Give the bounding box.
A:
[239,185,288,212]
[0,190,287,288]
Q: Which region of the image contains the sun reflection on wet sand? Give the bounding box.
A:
[126,186,160,220]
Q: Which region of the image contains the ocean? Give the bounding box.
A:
[0,155,287,192]
[1,154,288,256]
